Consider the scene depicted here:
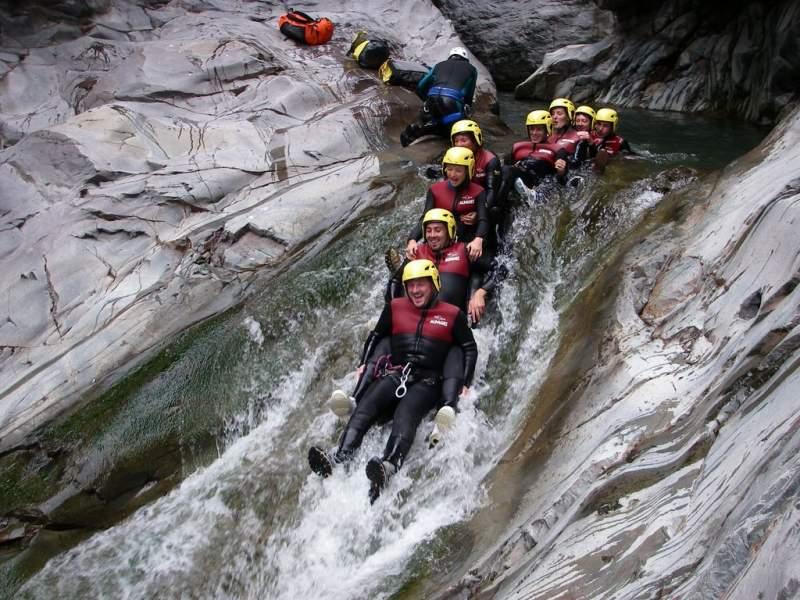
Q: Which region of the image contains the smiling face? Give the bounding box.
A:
[574,113,592,132]
[444,163,468,186]
[424,221,449,251]
[406,278,435,308]
[527,125,548,143]
[550,107,569,129]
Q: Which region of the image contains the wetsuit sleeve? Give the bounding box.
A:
[570,140,590,168]
[484,155,501,216]
[359,302,392,365]
[416,67,435,99]
[383,259,408,303]
[503,147,516,166]
[622,139,636,155]
[474,189,489,238]
[452,311,477,386]
[554,148,569,185]
[469,252,497,295]
[462,66,477,106]
[408,189,435,242]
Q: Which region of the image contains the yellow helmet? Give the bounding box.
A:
[402,259,441,291]
[574,105,596,126]
[442,146,475,180]
[595,108,619,131]
[450,119,483,147]
[423,208,457,241]
[525,110,552,135]
[549,97,575,120]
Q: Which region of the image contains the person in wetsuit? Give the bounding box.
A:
[400,47,478,147]
[388,208,496,325]
[573,105,595,136]
[406,146,488,262]
[308,259,478,502]
[492,110,568,238]
[450,119,502,251]
[591,108,635,173]
[548,97,591,170]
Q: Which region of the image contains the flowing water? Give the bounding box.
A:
[12,100,767,599]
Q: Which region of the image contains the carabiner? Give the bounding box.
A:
[395,363,412,398]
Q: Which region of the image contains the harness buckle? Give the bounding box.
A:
[395,363,412,398]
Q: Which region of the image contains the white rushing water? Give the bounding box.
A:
[18,216,567,600]
[17,157,683,599]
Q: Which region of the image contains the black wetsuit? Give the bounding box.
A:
[336,297,477,470]
[401,56,478,146]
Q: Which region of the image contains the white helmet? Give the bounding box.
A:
[448,46,468,60]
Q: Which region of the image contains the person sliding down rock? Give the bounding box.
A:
[308,260,477,503]
[548,97,591,170]
[386,208,496,326]
[406,146,489,263]
[400,47,477,147]
[493,110,568,240]
[449,119,503,251]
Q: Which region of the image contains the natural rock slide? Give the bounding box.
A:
[2,1,798,599]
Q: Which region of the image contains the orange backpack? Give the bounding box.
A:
[278,9,334,45]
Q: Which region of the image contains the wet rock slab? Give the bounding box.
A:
[0,0,495,454]
[450,107,800,599]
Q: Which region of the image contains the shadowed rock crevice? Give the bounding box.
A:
[438,0,800,121]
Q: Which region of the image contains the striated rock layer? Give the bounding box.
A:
[438,0,800,122]
[442,106,800,599]
[432,0,614,91]
[0,0,495,452]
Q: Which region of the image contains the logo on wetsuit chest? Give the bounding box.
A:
[443,252,461,263]
[429,315,449,327]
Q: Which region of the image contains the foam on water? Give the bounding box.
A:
[17,164,681,599]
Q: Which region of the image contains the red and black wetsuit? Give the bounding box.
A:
[550,126,591,168]
[492,139,568,240]
[593,133,633,157]
[408,180,489,244]
[416,243,471,309]
[337,297,477,469]
[385,241,497,311]
[509,141,562,174]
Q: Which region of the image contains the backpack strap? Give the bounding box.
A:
[287,9,315,23]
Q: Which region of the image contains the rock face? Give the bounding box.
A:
[433,0,614,90]
[447,107,800,599]
[0,0,495,453]
[439,0,800,122]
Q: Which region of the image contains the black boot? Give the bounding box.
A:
[400,123,421,147]
[366,456,397,504]
[308,446,335,477]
